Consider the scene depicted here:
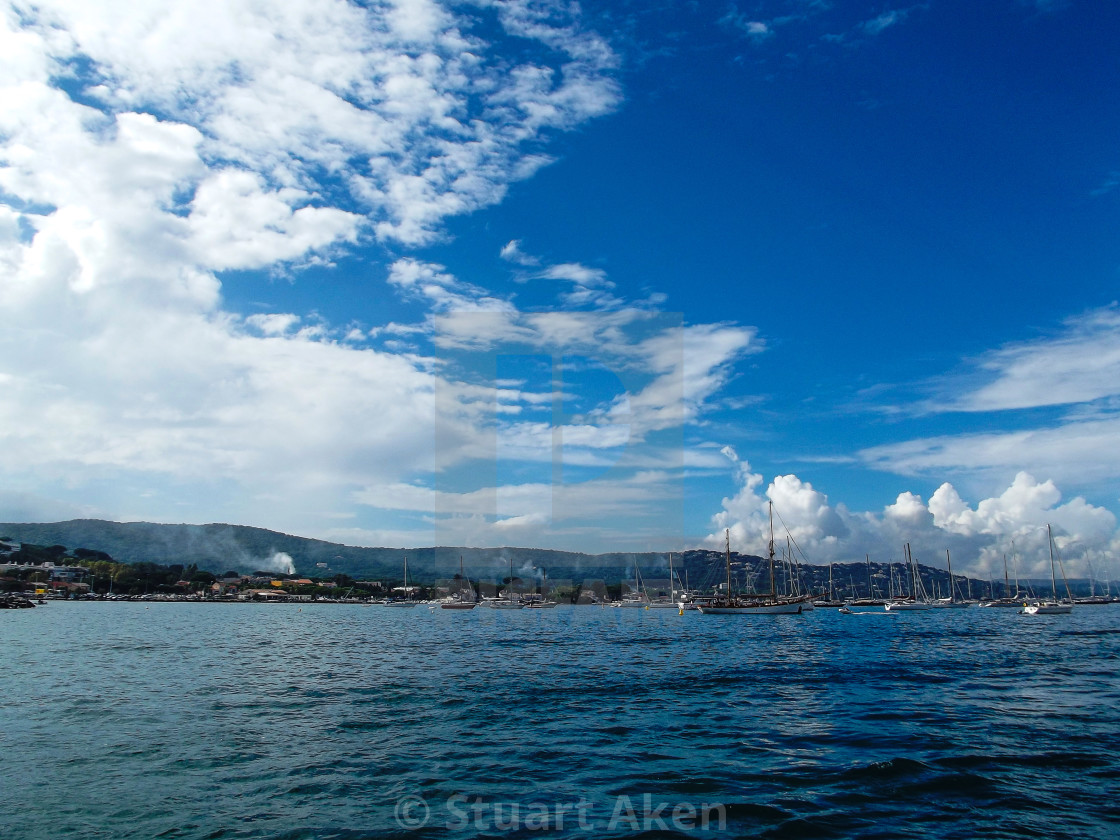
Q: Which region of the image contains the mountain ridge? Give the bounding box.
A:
[0,519,720,582]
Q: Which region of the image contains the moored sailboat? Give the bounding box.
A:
[384,556,417,607]
[931,550,970,608]
[979,550,1028,607]
[441,556,477,609]
[884,544,932,610]
[648,553,684,608]
[1020,525,1073,615]
[483,557,525,608]
[698,504,809,615]
[616,564,651,607]
[524,568,558,608]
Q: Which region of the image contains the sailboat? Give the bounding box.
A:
[648,553,684,608]
[884,544,932,610]
[789,537,814,610]
[484,557,525,609]
[524,568,558,608]
[441,556,477,609]
[698,504,809,615]
[384,556,417,607]
[814,561,845,608]
[979,550,1027,607]
[1020,525,1073,615]
[617,564,651,607]
[1074,555,1111,604]
[931,550,970,608]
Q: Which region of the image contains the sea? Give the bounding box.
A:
[2,602,1119,840]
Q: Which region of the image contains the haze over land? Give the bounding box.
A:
[2,1,1120,580]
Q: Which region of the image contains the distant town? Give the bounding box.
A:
[3,533,1114,611]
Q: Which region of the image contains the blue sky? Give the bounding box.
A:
[2,0,1119,578]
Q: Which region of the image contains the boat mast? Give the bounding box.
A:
[946,550,955,602]
[1048,524,1058,603]
[1003,552,1010,599]
[788,535,800,597]
[668,553,675,602]
[725,529,732,601]
[866,554,873,600]
[907,543,917,601]
[828,562,834,601]
[768,501,777,597]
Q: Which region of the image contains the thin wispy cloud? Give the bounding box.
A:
[930,304,1120,413]
[1091,171,1120,197]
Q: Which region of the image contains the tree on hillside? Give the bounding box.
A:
[74,548,114,562]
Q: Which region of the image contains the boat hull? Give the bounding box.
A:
[699,601,803,615]
[884,601,931,611]
[1020,603,1073,615]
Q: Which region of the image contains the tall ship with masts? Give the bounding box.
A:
[698,503,811,615]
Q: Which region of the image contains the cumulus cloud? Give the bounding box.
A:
[707,450,1119,580]
[4,0,621,248]
[710,447,847,556]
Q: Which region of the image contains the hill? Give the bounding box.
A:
[1,519,1007,598]
[0,519,727,584]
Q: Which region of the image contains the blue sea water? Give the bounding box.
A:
[2,602,1119,839]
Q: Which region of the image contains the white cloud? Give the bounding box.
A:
[6,0,622,250]
[862,10,908,36]
[499,239,540,266]
[0,0,631,540]
[859,416,1120,490]
[187,170,361,270]
[352,469,685,549]
[709,447,847,556]
[706,451,1119,580]
[720,10,777,43]
[936,304,1120,413]
[854,303,1120,516]
[245,313,301,336]
[387,257,515,313]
